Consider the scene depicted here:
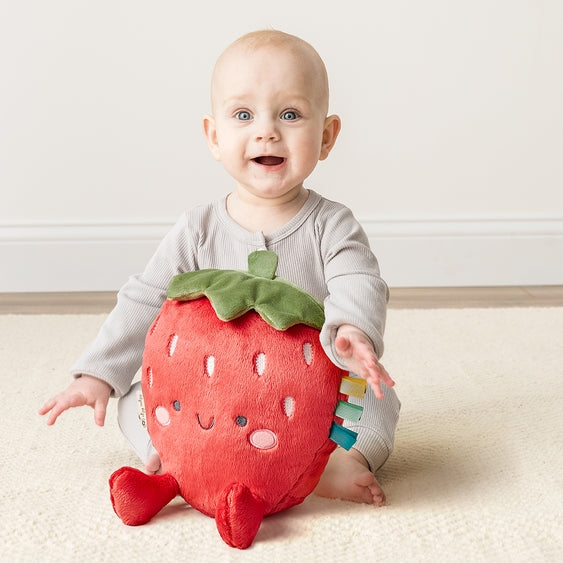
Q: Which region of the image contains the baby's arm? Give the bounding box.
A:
[40,213,197,427]
[335,324,395,400]
[39,375,112,426]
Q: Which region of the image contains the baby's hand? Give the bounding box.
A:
[335,324,395,400]
[39,374,112,426]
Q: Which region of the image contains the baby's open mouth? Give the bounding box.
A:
[253,156,285,166]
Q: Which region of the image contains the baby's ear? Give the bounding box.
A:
[319,114,341,161]
[202,115,221,161]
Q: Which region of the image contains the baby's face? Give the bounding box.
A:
[205,45,336,202]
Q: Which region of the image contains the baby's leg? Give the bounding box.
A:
[315,381,400,505]
[117,382,161,473]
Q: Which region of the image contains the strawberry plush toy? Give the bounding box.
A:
[109,250,366,549]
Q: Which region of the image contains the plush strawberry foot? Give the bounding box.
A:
[109,467,179,526]
[215,483,265,549]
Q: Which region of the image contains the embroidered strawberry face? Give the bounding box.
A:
[110,251,365,549]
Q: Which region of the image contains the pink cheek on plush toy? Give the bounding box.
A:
[246,391,297,450]
[155,406,170,426]
[249,429,277,450]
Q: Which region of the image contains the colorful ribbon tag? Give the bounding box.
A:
[334,400,363,422]
[329,423,359,450]
[339,376,367,398]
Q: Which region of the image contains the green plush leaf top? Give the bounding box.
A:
[166,251,325,331]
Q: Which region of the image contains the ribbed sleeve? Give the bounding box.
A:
[70,213,197,396]
[316,204,389,366]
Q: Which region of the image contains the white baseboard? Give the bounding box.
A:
[364,217,563,287]
[0,221,171,292]
[1,218,562,291]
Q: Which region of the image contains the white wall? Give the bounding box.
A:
[1,1,562,291]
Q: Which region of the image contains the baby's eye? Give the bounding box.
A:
[235,110,252,121]
[281,110,299,121]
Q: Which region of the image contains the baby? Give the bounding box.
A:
[40,30,400,506]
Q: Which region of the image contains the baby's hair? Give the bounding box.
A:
[231,29,319,55]
[211,30,330,114]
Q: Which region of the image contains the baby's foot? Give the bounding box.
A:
[314,447,386,506]
[145,452,162,474]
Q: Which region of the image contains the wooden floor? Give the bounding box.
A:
[1,286,562,314]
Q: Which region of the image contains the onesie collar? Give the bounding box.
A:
[213,189,322,247]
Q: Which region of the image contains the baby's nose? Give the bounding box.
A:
[254,119,280,142]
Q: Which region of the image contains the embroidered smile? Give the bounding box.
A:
[196,414,215,430]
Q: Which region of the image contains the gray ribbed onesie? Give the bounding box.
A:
[71,190,400,471]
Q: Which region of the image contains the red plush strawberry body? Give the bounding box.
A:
[144,297,344,517]
[109,251,364,549]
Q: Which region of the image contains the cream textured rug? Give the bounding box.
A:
[2,308,562,562]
